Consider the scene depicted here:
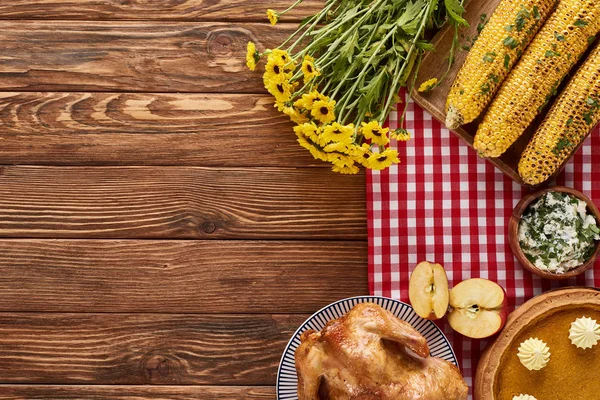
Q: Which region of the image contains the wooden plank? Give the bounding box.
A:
[0,313,304,385]
[0,239,368,313]
[0,92,320,166]
[0,166,366,239]
[0,0,322,22]
[0,21,293,93]
[0,386,274,399]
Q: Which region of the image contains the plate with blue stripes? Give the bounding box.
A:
[276,295,458,400]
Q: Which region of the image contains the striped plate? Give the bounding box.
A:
[276,296,458,399]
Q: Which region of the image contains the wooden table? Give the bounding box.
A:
[0,1,368,398]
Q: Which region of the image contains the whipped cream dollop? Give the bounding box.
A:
[512,395,537,400]
[517,338,550,371]
[569,316,600,349]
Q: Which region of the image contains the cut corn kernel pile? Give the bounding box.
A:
[519,43,600,185]
[445,0,556,130]
[473,0,600,158]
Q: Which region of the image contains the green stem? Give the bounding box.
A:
[287,2,336,53]
[337,26,398,123]
[354,107,367,132]
[277,14,318,49]
[321,79,333,93]
[379,56,403,123]
[377,0,434,123]
[329,64,358,101]
[297,0,384,62]
[279,0,305,16]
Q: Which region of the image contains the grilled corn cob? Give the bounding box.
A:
[445,0,556,130]
[474,0,600,158]
[519,43,600,185]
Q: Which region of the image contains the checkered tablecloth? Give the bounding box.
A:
[367,92,600,398]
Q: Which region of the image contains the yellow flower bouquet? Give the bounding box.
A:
[247,0,467,174]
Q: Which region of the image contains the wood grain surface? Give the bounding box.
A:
[0,92,318,166]
[0,0,322,21]
[0,21,292,93]
[0,386,274,399]
[0,313,304,385]
[0,166,365,239]
[0,240,367,313]
[0,0,368,396]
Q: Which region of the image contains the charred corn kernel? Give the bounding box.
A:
[446,0,556,130]
[474,0,600,158]
[519,44,600,185]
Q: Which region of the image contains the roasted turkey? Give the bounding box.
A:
[295,303,468,400]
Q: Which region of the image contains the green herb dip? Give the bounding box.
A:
[518,192,600,273]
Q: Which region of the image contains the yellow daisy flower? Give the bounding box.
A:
[418,78,438,93]
[352,143,374,167]
[332,163,360,175]
[390,128,411,141]
[246,41,259,71]
[361,121,389,146]
[320,122,354,145]
[269,49,294,71]
[294,122,320,143]
[311,99,336,124]
[297,136,330,162]
[368,148,400,170]
[301,55,320,84]
[263,57,290,85]
[266,80,292,103]
[267,9,279,25]
[294,90,325,111]
[323,141,355,155]
[329,153,355,168]
[283,106,309,124]
[274,101,286,112]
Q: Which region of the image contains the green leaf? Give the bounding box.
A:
[339,30,359,63]
[444,0,469,27]
[574,19,589,27]
[554,31,566,41]
[397,1,426,35]
[399,50,418,86]
[416,40,435,51]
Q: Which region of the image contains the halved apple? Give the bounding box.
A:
[409,261,449,320]
[447,278,508,339]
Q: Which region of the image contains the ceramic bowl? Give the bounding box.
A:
[508,186,600,280]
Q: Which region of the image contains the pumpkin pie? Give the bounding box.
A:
[475,288,600,399]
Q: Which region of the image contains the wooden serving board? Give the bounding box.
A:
[474,287,600,399]
[412,0,592,186]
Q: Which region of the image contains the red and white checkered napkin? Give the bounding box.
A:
[367,92,600,397]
